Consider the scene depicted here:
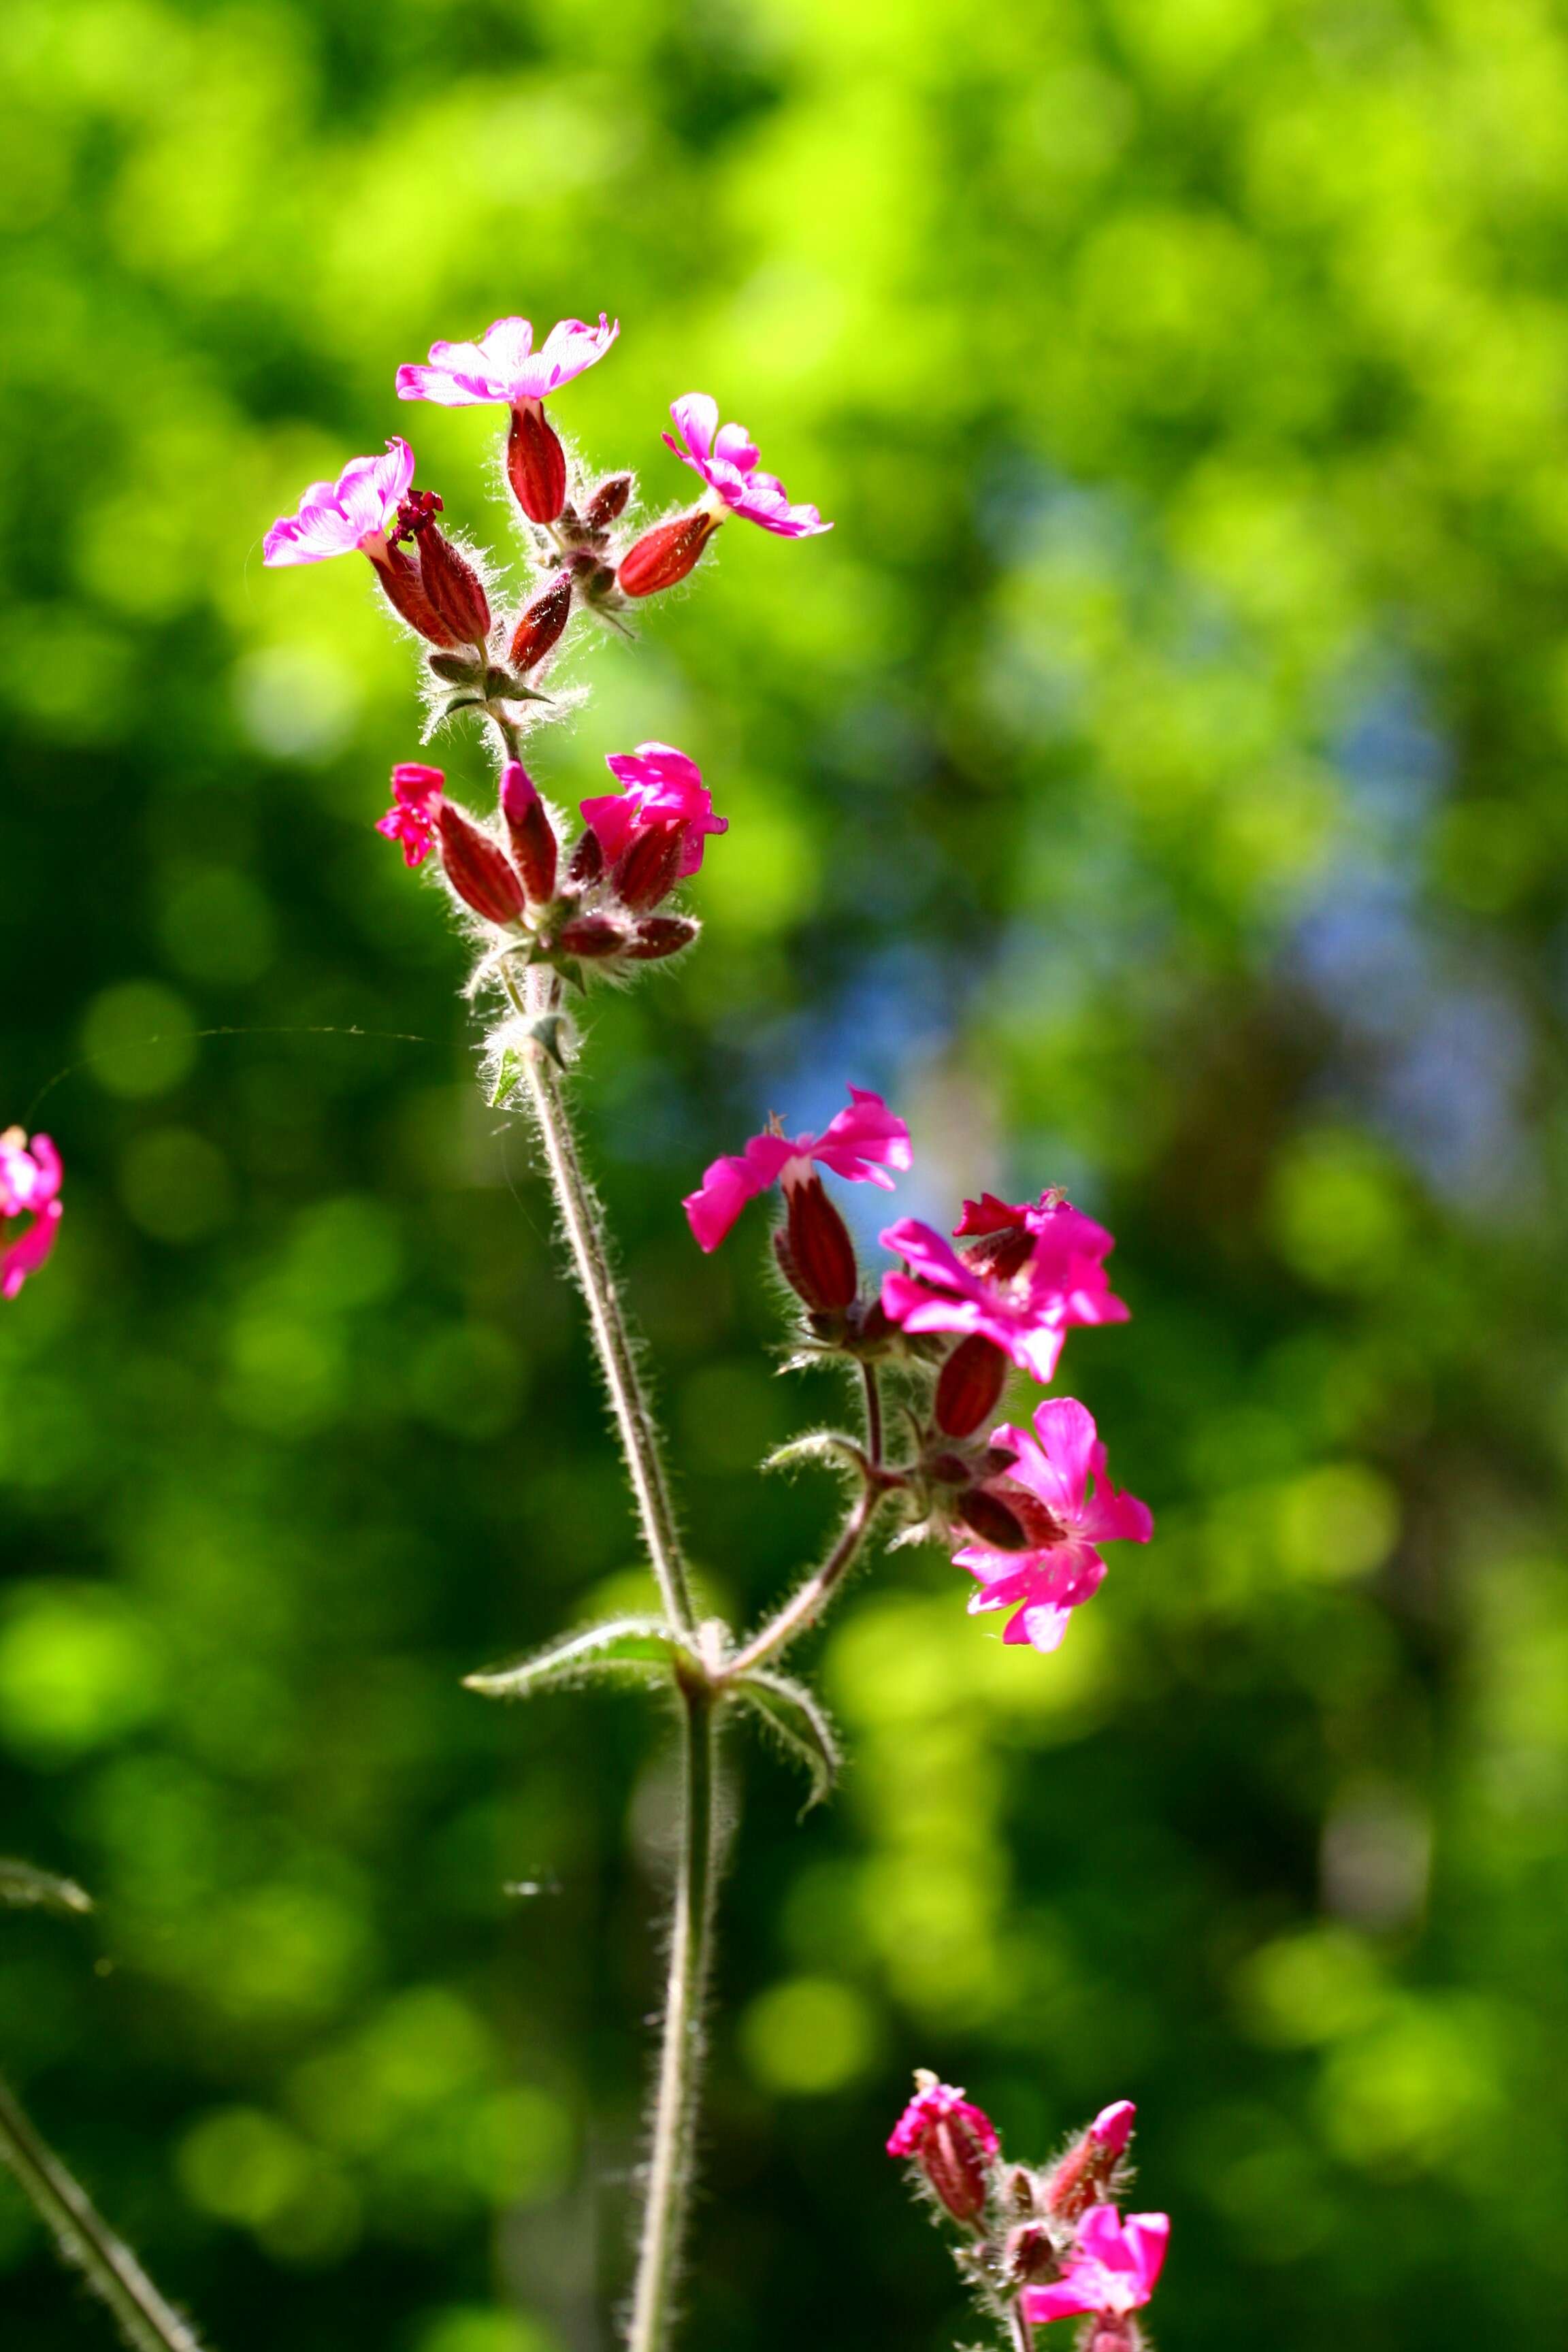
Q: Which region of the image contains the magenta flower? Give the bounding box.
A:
[1,1128,63,1301]
[957,1398,1152,1654]
[580,742,728,888]
[1089,2102,1137,2160]
[887,2075,998,2224]
[1022,2204,1169,2328]
[684,1086,911,1254]
[880,1190,1127,1386]
[376,763,446,868]
[663,394,831,538]
[395,315,619,408]
[263,439,416,566]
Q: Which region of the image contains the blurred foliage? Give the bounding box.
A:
[3,0,1568,2348]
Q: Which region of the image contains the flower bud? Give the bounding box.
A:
[502,762,558,904]
[436,804,525,925]
[399,497,491,647]
[778,1172,858,1315]
[934,1333,1009,1437]
[508,401,568,524]
[1045,2101,1136,2223]
[627,917,698,960]
[584,472,633,529]
[612,817,685,911]
[568,828,605,884]
[1003,2221,1064,2287]
[886,2074,998,2226]
[508,572,573,671]
[369,547,460,647]
[555,915,626,959]
[617,510,719,598]
[958,1482,1068,1553]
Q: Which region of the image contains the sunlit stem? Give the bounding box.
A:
[626,1682,717,2352]
[0,2072,207,2352]
[513,966,694,1631]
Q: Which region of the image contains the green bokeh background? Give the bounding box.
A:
[3,1,1568,2346]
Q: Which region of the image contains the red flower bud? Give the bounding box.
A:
[617,510,719,598]
[568,828,605,884]
[956,1486,1032,1551]
[502,762,557,904]
[627,917,698,960]
[1004,2221,1064,2287]
[436,804,525,925]
[584,472,632,529]
[555,915,626,959]
[1044,2102,1136,2222]
[778,1173,858,1315]
[508,572,573,671]
[368,547,460,648]
[404,510,491,647]
[508,402,568,524]
[934,1334,1009,1437]
[887,2074,999,2227]
[612,817,685,912]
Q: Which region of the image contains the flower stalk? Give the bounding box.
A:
[0,2072,206,2352]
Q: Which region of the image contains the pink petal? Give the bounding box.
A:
[1,1198,61,1300]
[1092,2101,1137,2157]
[669,392,719,467]
[683,1134,793,1252]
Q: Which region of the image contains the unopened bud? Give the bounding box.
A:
[406,510,491,647]
[627,917,698,960]
[613,818,685,912]
[436,804,525,925]
[1088,2327,1139,2352]
[1003,2221,1063,2287]
[370,547,459,647]
[568,828,605,885]
[555,915,625,959]
[956,1487,1032,1550]
[617,510,719,598]
[934,1334,1009,1438]
[509,572,573,671]
[1045,2101,1136,2223]
[501,762,557,904]
[584,472,632,529]
[779,1173,858,1315]
[508,401,568,524]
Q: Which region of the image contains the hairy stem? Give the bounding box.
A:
[1008,2300,1036,2352]
[726,1483,883,1678]
[517,968,695,1631]
[0,2072,206,2352]
[860,1358,884,1466]
[626,1685,717,2352]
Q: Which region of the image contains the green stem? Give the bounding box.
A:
[625,1685,717,2352]
[860,1358,884,1466]
[725,1483,883,1678]
[0,2072,206,2352]
[517,968,693,1633]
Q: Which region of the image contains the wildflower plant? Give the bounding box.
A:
[1,311,1165,2352]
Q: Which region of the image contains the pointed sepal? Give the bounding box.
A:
[732,1669,842,1813]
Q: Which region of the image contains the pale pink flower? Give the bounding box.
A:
[263,439,416,566]
[396,315,619,408]
[880,1190,1127,1386]
[957,1398,1152,1654]
[376,763,446,868]
[1,1128,63,1301]
[580,742,728,880]
[1022,2204,1169,2328]
[684,1087,911,1254]
[663,394,831,538]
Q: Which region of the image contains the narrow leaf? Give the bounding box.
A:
[734,1670,843,1812]
[762,1430,868,1480]
[0,1859,92,1916]
[466,1616,690,1700]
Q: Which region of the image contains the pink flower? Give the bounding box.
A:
[396,315,619,408]
[663,393,831,538]
[580,742,728,884]
[684,1086,911,1254]
[263,439,416,566]
[1022,2205,1169,2327]
[957,1398,1152,1654]
[376,763,446,868]
[1090,2102,1137,2160]
[880,1190,1127,1386]
[1,1128,63,1301]
[887,2075,998,2223]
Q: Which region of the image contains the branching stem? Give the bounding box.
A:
[625,1684,717,2352]
[517,968,694,1631]
[726,1482,883,1678]
[0,2072,206,2352]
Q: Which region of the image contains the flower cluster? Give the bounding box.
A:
[1,1127,63,1301]
[685,1092,1151,1654]
[888,2074,1168,2349]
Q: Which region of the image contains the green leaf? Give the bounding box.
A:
[0,1859,93,1916]
[465,1616,691,1700]
[734,1670,842,1812]
[762,1430,868,1480]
